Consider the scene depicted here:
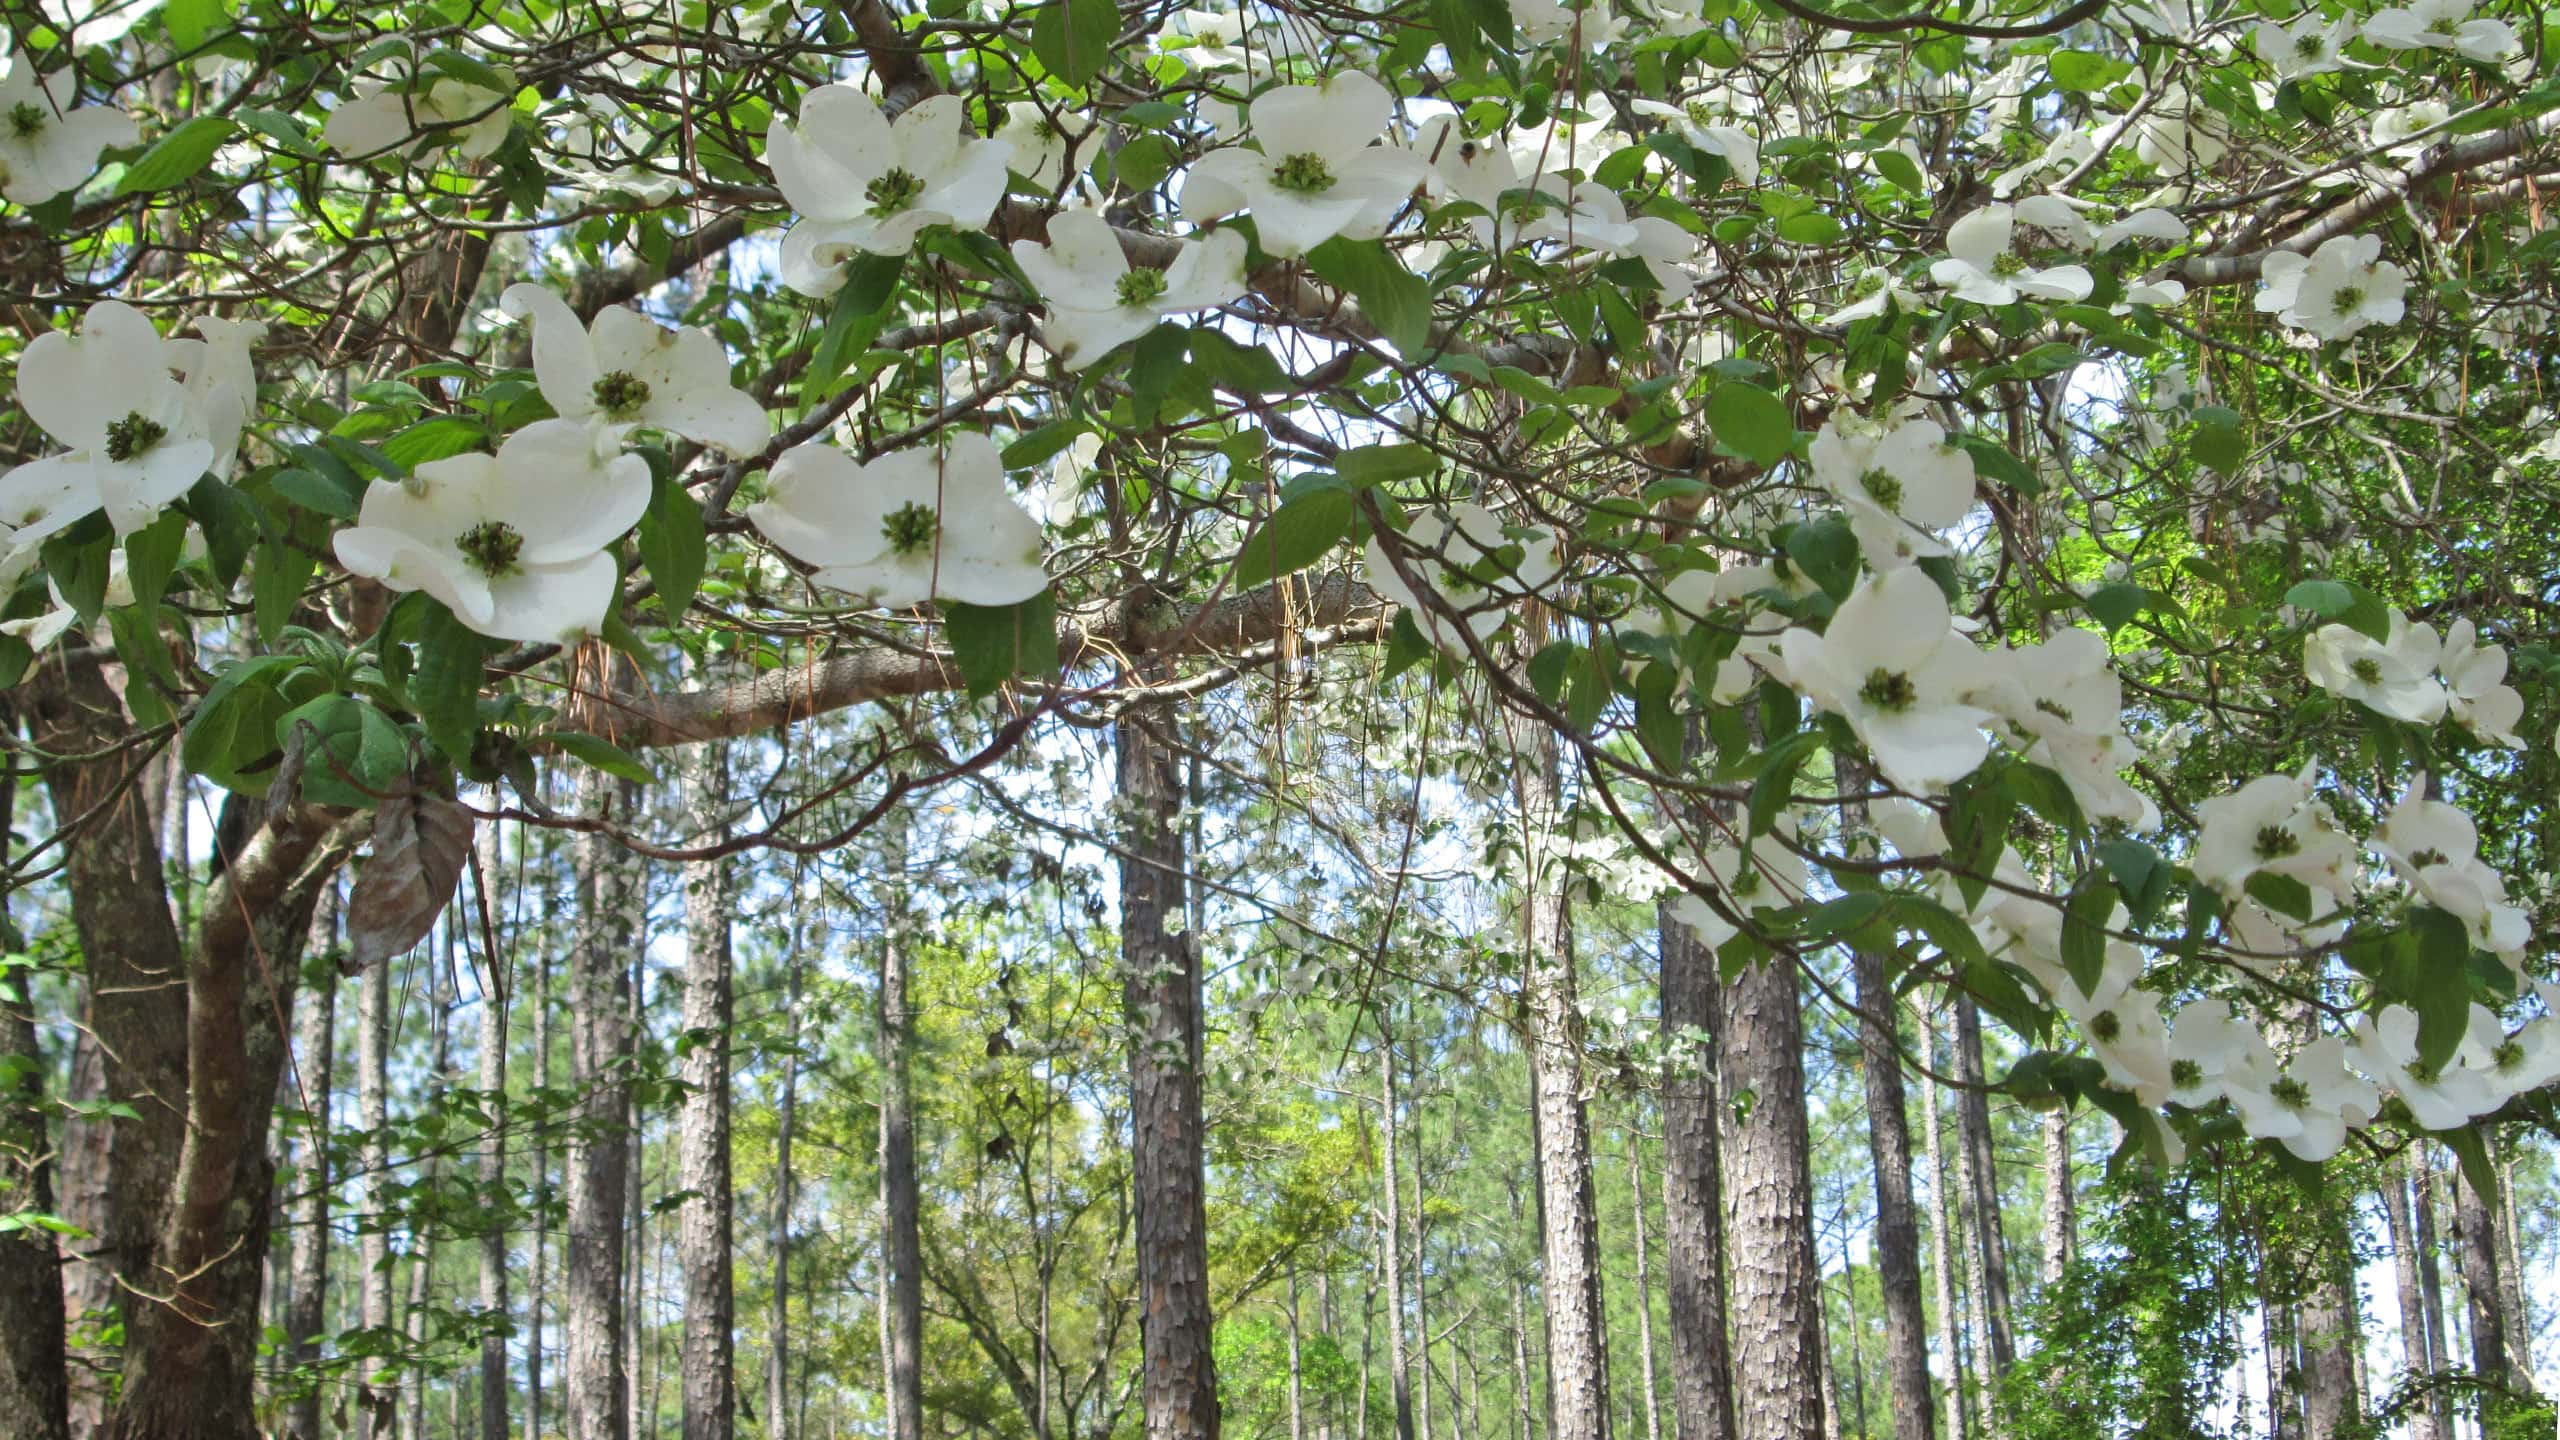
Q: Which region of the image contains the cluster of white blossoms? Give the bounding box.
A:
[0,47,138,205]
[332,285,769,642]
[1931,201,2097,307]
[1363,502,1563,653]
[321,57,518,163]
[2304,605,2525,744]
[0,300,259,569]
[766,88,1016,297]
[745,433,1048,610]
[2257,234,2410,341]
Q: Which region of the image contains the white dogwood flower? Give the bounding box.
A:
[2255,11,2356,77]
[1011,212,1249,370]
[2372,785,2532,955]
[1519,179,1697,298]
[1778,567,1994,794]
[1808,415,1975,569]
[2364,0,2518,59]
[2438,618,2524,746]
[2256,234,2408,341]
[2191,766,2353,904]
[2350,1004,2501,1130]
[2165,998,2276,1109]
[1365,502,1561,651]
[1180,71,1431,257]
[766,90,1014,297]
[499,284,766,455]
[1930,204,2093,306]
[322,69,517,162]
[993,101,1093,189]
[2237,1037,2376,1162]
[0,54,138,204]
[10,300,215,537]
[2303,608,2445,722]
[332,419,648,643]
[164,315,265,480]
[747,433,1047,609]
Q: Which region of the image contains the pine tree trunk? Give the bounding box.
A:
[1382,1037,1417,1440]
[1659,892,1736,1440]
[1410,1035,1434,1440]
[405,960,453,1440]
[568,772,641,1440]
[531,877,554,1440]
[0,786,70,1440]
[1503,702,1611,1440]
[1289,1273,1306,1440]
[1918,1004,1966,1440]
[1851,950,1932,1440]
[2493,1156,2536,1392]
[1722,941,1826,1440]
[627,945,650,1440]
[2380,1165,2446,1440]
[2036,1113,2073,1288]
[678,746,736,1440]
[1512,1272,1539,1440]
[479,818,513,1440]
[2452,1166,2512,1394]
[361,931,396,1440]
[1629,1131,1664,1440]
[286,887,339,1440]
[880,810,925,1440]
[1948,1001,2013,1376]
[1116,699,1219,1440]
[767,929,800,1440]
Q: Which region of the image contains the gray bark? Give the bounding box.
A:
[1502,701,1611,1440]
[1629,1132,1664,1440]
[1382,1036,1417,1440]
[479,816,512,1440]
[360,921,395,1440]
[767,926,800,1440]
[679,745,736,1440]
[567,772,641,1440]
[2036,1112,2073,1289]
[1918,1004,1966,1440]
[2380,1164,2447,1440]
[1722,945,1826,1440]
[286,887,337,1440]
[880,811,924,1440]
[2452,1166,2514,1394]
[0,774,70,1440]
[1948,1001,2013,1376]
[1116,700,1219,1440]
[1852,949,1932,1440]
[1659,895,1736,1440]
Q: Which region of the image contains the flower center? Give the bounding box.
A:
[456,519,526,577]
[2426,14,2461,34]
[2404,1057,2440,1084]
[2252,824,2301,862]
[1684,100,1719,126]
[1116,267,1169,308]
[1270,152,1337,194]
[8,102,46,138]
[1032,117,1061,141]
[1731,868,1762,899]
[2350,656,2385,684]
[2090,1009,2123,1043]
[1859,667,1917,713]
[1858,466,1903,510]
[592,370,652,419]
[2270,1075,2312,1110]
[2170,1058,2204,1089]
[2331,284,2366,317]
[2034,697,2075,724]
[2492,1039,2525,1072]
[2408,846,2448,869]
[1989,252,2029,278]
[2294,32,2326,57]
[104,412,168,462]
[882,500,939,556]
[865,168,926,218]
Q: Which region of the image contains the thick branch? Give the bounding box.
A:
[615,573,1384,749]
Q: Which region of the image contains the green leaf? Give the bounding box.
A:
[1871,147,1926,195]
[1001,421,1090,472]
[2407,905,2475,1074]
[277,694,411,809]
[188,477,259,587]
[2061,876,2117,999]
[123,511,190,614]
[636,452,707,621]
[1233,487,1354,590]
[409,603,488,767]
[2084,582,2148,634]
[2097,840,2169,928]
[106,608,180,730]
[382,416,488,469]
[1748,729,1823,839]
[2245,870,2314,923]
[1305,237,1435,356]
[39,523,114,625]
[1632,662,1681,771]
[1332,444,1441,487]
[2283,578,2393,644]
[165,0,234,49]
[548,730,658,786]
[251,538,319,646]
[942,590,1062,701]
[1380,608,1433,682]
[117,116,239,195]
[1031,0,1120,88]
[2432,1126,2502,1221]
[1782,517,1859,602]
[268,464,366,520]
[801,253,904,411]
[2048,49,2124,90]
[184,655,308,795]
[1706,381,1793,467]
